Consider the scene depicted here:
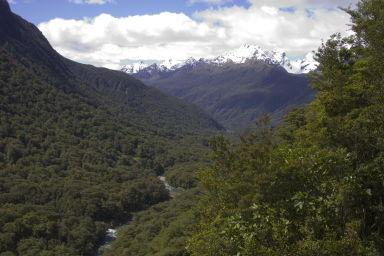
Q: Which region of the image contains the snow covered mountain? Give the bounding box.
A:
[121,44,318,75]
[290,52,318,74]
[121,59,184,74]
[121,61,148,73]
[208,44,294,71]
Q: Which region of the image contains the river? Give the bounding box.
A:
[95,175,179,255]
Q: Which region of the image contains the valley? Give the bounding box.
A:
[129,59,315,129]
[1,0,384,255]
[0,1,217,255]
[96,175,180,255]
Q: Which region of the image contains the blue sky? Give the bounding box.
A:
[8,0,358,69]
[10,0,251,24]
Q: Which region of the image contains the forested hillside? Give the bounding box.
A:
[0,1,220,255]
[188,0,384,255]
[57,1,384,255]
[103,189,199,256]
[134,59,315,130]
[1,0,383,255]
[64,59,223,134]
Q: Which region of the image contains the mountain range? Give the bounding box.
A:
[123,46,317,130]
[122,44,318,75]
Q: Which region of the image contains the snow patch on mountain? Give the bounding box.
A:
[290,52,318,74]
[160,59,184,70]
[121,61,148,74]
[122,59,185,74]
[207,44,298,72]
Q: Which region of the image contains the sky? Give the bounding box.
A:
[8,0,359,69]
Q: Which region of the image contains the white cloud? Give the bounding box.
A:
[38,1,355,69]
[248,0,359,9]
[194,4,352,56]
[69,0,114,5]
[39,12,225,69]
[7,0,16,4]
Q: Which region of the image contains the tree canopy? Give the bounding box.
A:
[188,1,384,255]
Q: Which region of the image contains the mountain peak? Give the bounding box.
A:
[0,0,12,25]
[121,44,318,75]
[220,45,284,65]
[0,1,70,75]
[0,0,11,14]
[0,0,19,41]
[121,61,148,74]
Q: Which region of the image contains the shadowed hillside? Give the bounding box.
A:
[134,59,315,130]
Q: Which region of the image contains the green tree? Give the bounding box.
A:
[189,0,384,254]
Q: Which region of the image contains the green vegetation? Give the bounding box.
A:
[0,46,161,256]
[65,59,223,135]
[1,0,384,255]
[0,3,219,255]
[103,189,199,256]
[0,44,214,256]
[135,51,314,130]
[188,1,384,255]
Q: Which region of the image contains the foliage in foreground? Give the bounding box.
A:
[188,0,384,255]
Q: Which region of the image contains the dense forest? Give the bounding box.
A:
[188,0,384,255]
[1,0,384,255]
[0,1,219,255]
[107,0,384,255]
[103,189,199,256]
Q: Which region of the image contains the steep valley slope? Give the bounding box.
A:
[0,1,221,255]
[132,59,316,130]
